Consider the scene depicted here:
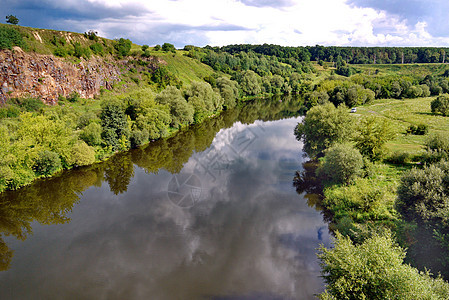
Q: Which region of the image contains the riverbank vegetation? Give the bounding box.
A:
[294,79,449,297]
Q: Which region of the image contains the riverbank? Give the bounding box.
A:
[295,95,449,298]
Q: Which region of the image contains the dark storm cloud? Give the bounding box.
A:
[238,0,295,8]
[348,0,449,36]
[2,0,150,29]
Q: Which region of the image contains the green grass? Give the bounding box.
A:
[354,96,449,152]
[354,63,449,78]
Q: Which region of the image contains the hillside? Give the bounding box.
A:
[0,24,215,104]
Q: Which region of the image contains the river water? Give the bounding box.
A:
[0,98,330,299]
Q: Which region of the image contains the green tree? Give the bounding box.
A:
[5,15,18,25]
[319,143,363,185]
[162,42,176,52]
[155,86,194,127]
[100,99,129,150]
[431,94,449,116]
[216,77,239,109]
[33,150,61,177]
[318,232,449,300]
[238,70,262,96]
[114,38,132,56]
[184,81,223,123]
[69,141,95,167]
[294,103,354,158]
[353,115,396,161]
[397,161,449,225]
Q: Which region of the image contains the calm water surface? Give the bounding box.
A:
[0,99,330,299]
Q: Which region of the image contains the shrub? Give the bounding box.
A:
[69,141,96,167]
[89,43,103,55]
[406,124,428,135]
[129,129,149,148]
[162,42,176,52]
[33,150,62,176]
[353,115,396,161]
[18,97,44,112]
[53,47,68,57]
[318,232,449,300]
[431,94,449,116]
[72,42,91,59]
[397,161,449,225]
[319,143,364,185]
[385,151,411,165]
[67,91,81,103]
[0,26,24,50]
[295,103,354,158]
[141,44,149,52]
[114,38,132,56]
[425,132,449,153]
[79,122,102,146]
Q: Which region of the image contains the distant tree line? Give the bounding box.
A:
[204,44,449,65]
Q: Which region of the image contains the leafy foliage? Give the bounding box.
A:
[397,161,449,225]
[295,103,353,158]
[0,25,24,50]
[5,15,19,25]
[431,94,449,116]
[114,38,132,56]
[319,143,364,185]
[318,232,449,300]
[100,99,129,150]
[353,116,396,161]
[33,150,61,176]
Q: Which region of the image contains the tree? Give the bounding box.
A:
[294,103,354,158]
[397,161,449,225]
[216,77,239,109]
[162,42,176,52]
[100,99,129,150]
[431,94,449,116]
[155,86,194,127]
[319,143,363,185]
[238,70,262,96]
[353,115,396,161]
[5,15,18,25]
[318,232,449,300]
[184,81,223,123]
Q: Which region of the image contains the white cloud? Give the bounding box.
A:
[5,0,449,47]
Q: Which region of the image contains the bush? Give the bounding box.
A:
[354,115,396,161]
[162,42,176,52]
[431,94,449,116]
[89,43,104,55]
[295,103,354,158]
[425,132,449,153]
[18,97,44,112]
[53,47,68,57]
[67,91,81,103]
[72,42,91,59]
[69,141,96,167]
[318,232,449,300]
[79,123,102,146]
[129,129,149,148]
[0,26,24,50]
[397,161,449,225]
[319,143,364,185]
[385,151,411,165]
[33,150,62,176]
[114,38,132,56]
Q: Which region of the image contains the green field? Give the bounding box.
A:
[355,96,447,152]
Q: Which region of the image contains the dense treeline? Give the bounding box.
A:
[205,43,449,65]
[0,77,241,193]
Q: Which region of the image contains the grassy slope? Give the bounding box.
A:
[3,24,215,87]
[355,63,449,77]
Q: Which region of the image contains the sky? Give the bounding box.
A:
[3,0,449,48]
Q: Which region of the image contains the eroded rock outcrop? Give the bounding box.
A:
[0,48,123,105]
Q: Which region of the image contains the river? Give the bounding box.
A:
[0,97,330,299]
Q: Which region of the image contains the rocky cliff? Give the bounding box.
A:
[0,47,124,104]
[0,48,164,105]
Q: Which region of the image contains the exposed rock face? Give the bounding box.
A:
[0,48,123,105]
